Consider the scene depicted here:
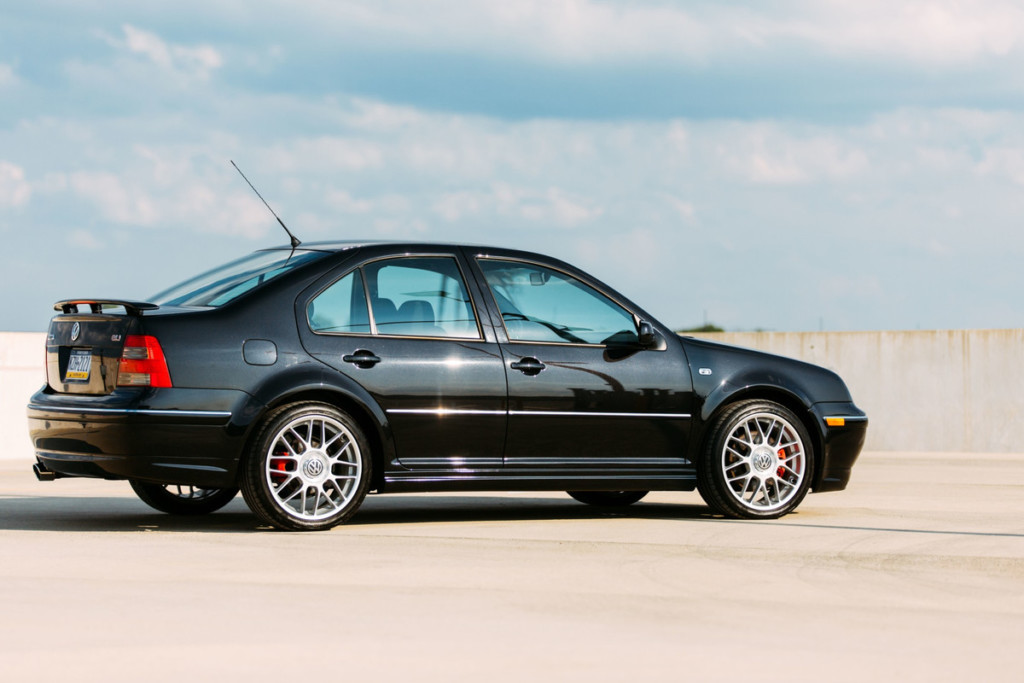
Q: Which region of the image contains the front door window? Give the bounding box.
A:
[477,260,638,346]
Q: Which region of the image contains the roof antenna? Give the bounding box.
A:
[230,160,301,249]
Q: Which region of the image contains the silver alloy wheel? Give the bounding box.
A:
[263,413,362,521]
[721,412,806,512]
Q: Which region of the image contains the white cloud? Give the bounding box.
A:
[68,229,101,250]
[772,1,1024,65]
[0,63,17,86]
[294,0,711,64]
[324,189,408,216]
[265,137,385,172]
[521,186,602,227]
[69,171,158,225]
[712,124,871,185]
[113,24,223,80]
[433,191,483,222]
[0,161,31,207]
[280,0,1024,67]
[976,146,1024,185]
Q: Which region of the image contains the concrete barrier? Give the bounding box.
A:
[690,329,1024,453]
[2,332,46,461]
[4,329,1021,458]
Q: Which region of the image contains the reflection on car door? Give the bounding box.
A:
[474,258,694,471]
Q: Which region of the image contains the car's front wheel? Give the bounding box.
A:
[696,400,813,519]
[129,481,238,515]
[241,402,372,531]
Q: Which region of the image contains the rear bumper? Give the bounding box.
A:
[26,387,256,488]
[810,402,868,493]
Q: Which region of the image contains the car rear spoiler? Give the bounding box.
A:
[54,299,159,315]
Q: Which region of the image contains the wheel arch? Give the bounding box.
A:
[696,384,826,491]
[238,371,396,492]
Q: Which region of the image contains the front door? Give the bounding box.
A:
[473,258,694,470]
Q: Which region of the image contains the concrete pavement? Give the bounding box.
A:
[1,452,1021,682]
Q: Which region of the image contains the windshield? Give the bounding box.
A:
[149,250,327,307]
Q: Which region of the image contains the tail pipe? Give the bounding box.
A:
[33,462,64,482]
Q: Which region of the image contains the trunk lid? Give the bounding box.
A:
[45,300,155,395]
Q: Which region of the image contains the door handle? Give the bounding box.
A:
[343,350,381,369]
[510,357,545,376]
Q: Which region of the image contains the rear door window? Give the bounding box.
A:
[364,257,480,339]
[307,271,371,334]
[307,256,481,339]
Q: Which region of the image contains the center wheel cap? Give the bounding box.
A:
[752,447,776,472]
[301,454,327,480]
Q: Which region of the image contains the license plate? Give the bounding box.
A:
[66,349,92,382]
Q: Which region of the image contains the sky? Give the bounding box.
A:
[2,0,1024,333]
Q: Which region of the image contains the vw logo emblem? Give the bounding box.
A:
[753,450,774,472]
[70,322,81,342]
[303,458,325,478]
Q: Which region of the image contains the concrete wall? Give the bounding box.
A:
[3,329,1022,459]
[690,329,1024,453]
[3,332,46,461]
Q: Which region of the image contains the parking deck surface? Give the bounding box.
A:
[1,452,1021,682]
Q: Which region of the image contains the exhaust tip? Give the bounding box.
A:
[33,462,58,482]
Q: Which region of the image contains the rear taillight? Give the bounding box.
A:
[117,335,172,388]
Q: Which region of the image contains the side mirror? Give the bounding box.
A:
[638,320,657,348]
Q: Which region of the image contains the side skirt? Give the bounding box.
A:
[381,468,697,493]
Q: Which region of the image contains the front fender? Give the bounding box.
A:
[699,370,816,423]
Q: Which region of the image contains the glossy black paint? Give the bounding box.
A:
[27,241,867,503]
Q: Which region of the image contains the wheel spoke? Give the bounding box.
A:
[279,480,302,503]
[287,427,308,452]
[319,483,340,510]
[324,431,345,450]
[724,459,748,473]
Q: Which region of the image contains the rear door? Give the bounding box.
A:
[298,249,508,470]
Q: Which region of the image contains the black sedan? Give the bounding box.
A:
[27,241,867,530]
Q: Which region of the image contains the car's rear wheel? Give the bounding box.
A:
[129,481,238,515]
[697,400,813,519]
[567,490,648,506]
[241,402,371,531]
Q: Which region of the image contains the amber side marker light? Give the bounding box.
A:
[825,417,846,427]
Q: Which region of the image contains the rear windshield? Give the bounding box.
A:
[150,250,327,307]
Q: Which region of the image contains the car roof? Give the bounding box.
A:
[263,240,498,253]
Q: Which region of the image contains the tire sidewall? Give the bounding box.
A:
[242,402,372,531]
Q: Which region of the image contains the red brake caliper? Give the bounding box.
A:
[271,452,289,482]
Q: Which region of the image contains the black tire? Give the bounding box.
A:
[129,481,238,516]
[240,402,372,531]
[696,399,814,519]
[567,490,648,507]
